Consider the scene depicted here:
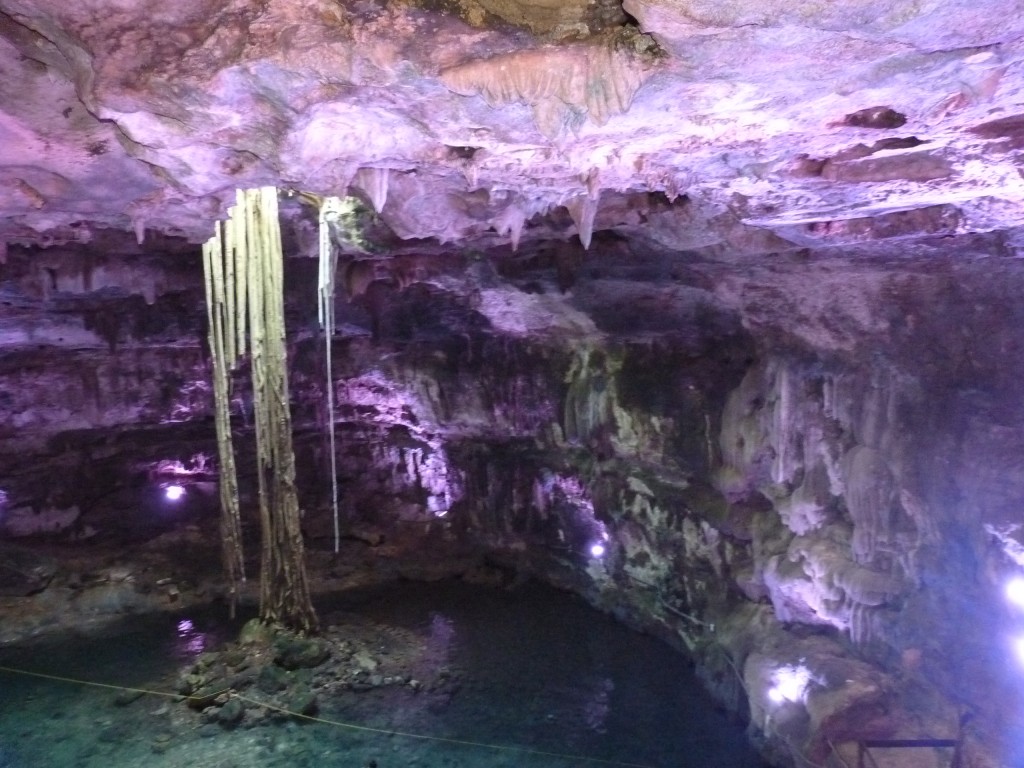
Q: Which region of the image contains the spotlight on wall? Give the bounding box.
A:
[164,484,186,501]
[1006,577,1024,609]
[590,542,606,558]
[1011,636,1024,668]
[768,664,811,705]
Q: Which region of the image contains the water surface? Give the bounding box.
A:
[0,580,766,768]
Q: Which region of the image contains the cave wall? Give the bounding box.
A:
[317,245,1024,768]
[3,235,1024,766]
[295,245,1024,766]
[699,251,1024,766]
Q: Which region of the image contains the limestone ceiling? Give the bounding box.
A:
[1,0,1024,256]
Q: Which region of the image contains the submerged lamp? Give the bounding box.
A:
[590,542,606,558]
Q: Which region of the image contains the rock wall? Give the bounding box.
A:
[4,236,1024,766]
[698,252,1024,767]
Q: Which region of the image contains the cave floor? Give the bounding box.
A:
[0,580,768,768]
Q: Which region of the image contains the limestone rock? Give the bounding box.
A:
[215,697,245,728]
[287,689,318,718]
[0,544,57,596]
[257,664,291,694]
[273,634,332,670]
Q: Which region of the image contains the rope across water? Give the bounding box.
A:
[0,664,660,768]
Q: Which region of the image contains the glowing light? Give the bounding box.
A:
[164,484,185,501]
[1013,636,1024,666]
[1006,577,1024,609]
[590,542,606,558]
[768,664,811,705]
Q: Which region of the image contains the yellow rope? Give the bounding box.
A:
[0,664,203,701]
[0,664,659,768]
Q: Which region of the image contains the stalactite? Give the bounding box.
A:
[849,601,873,646]
[494,203,527,252]
[566,193,599,250]
[439,43,653,137]
[354,167,390,214]
[844,445,895,565]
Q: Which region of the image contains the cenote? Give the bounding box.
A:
[0,580,768,768]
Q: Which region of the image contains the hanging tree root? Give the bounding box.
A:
[203,187,318,634]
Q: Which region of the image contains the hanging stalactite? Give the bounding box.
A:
[202,186,318,634]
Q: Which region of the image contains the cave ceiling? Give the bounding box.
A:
[1,0,1023,259]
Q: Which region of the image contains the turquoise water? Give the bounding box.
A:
[0,580,767,768]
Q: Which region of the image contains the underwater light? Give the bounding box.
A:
[164,484,185,501]
[590,542,606,558]
[1006,577,1024,609]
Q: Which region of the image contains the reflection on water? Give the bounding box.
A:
[175,618,208,657]
[326,580,769,768]
[428,612,454,657]
[0,581,768,768]
[583,676,614,734]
